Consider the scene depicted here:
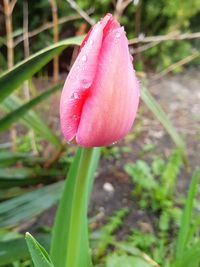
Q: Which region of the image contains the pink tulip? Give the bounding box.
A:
[60,13,139,147]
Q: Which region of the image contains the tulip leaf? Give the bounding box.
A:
[141,85,185,151]
[50,147,101,267]
[26,232,54,267]
[0,166,64,189]
[0,83,63,132]
[0,151,32,167]
[0,233,50,266]
[2,94,61,147]
[0,181,63,227]
[0,36,82,103]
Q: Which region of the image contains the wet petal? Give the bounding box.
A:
[76,26,139,146]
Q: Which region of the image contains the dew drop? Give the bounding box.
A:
[112,141,117,145]
[70,92,79,100]
[76,65,80,70]
[72,114,79,121]
[115,32,121,38]
[89,39,94,45]
[82,79,91,88]
[81,55,87,62]
[74,92,79,99]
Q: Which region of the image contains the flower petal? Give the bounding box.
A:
[60,20,104,141]
[76,26,139,146]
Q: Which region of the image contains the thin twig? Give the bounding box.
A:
[114,0,132,20]
[129,31,200,45]
[3,0,16,151]
[10,0,17,13]
[44,147,65,169]
[132,41,161,54]
[153,51,200,80]
[3,0,14,68]
[13,12,93,47]
[65,0,95,25]
[49,0,59,84]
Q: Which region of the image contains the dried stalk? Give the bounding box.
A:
[129,31,200,45]
[13,12,93,47]
[153,51,200,80]
[114,0,132,20]
[23,1,38,155]
[66,0,95,25]
[132,41,161,54]
[3,0,15,68]
[3,0,16,151]
[49,0,59,84]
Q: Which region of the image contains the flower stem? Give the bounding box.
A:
[67,148,97,267]
[50,147,100,267]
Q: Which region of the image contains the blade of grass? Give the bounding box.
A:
[175,168,200,259]
[161,149,182,196]
[0,181,63,227]
[0,233,50,266]
[2,94,61,147]
[26,232,54,267]
[174,240,200,267]
[0,36,82,102]
[141,84,185,152]
[0,166,64,188]
[0,151,32,167]
[0,83,63,131]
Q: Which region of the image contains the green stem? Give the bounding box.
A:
[67,148,96,267]
[50,147,100,267]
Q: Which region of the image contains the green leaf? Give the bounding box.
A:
[2,94,61,147]
[0,181,63,227]
[26,232,54,267]
[174,240,200,267]
[0,166,63,188]
[141,84,185,152]
[50,148,101,267]
[0,234,50,266]
[0,36,82,102]
[0,83,62,131]
[0,151,32,167]
[161,149,182,196]
[106,254,151,267]
[175,168,200,259]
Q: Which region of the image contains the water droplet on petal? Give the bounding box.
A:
[115,32,121,38]
[70,92,79,100]
[112,141,117,145]
[72,114,79,121]
[89,39,94,45]
[82,79,91,88]
[81,55,87,62]
[74,92,79,99]
[76,65,80,70]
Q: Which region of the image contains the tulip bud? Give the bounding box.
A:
[60,13,139,147]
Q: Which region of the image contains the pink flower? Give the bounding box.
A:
[60,13,139,147]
